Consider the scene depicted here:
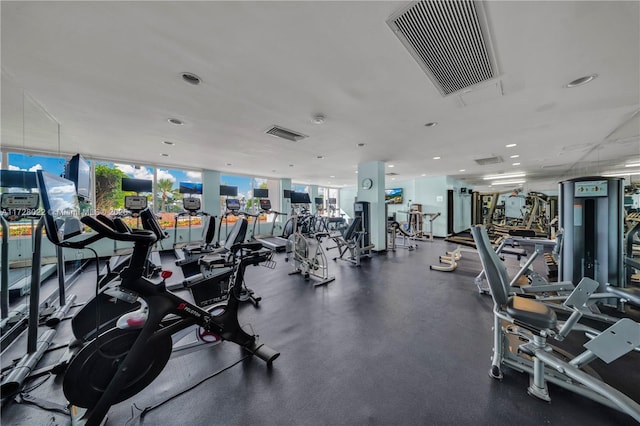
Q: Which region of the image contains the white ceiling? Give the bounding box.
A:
[2,1,639,192]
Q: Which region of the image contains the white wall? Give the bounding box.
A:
[339,186,357,219]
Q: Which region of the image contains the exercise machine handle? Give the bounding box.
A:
[81,216,157,244]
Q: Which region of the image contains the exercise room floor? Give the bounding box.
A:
[2,238,639,425]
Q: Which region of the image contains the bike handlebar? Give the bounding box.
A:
[81,215,157,244]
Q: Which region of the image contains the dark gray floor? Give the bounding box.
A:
[1,239,639,425]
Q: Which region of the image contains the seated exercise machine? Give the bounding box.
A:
[472,228,640,325]
[471,225,640,422]
[173,197,212,261]
[168,217,265,307]
[35,170,279,425]
[252,198,288,252]
[328,216,372,266]
[217,198,244,246]
[174,212,216,277]
[387,220,417,251]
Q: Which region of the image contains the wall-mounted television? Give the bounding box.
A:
[253,188,269,198]
[179,182,203,194]
[0,170,38,189]
[122,177,152,193]
[385,188,403,205]
[314,197,323,205]
[65,154,91,201]
[290,191,311,204]
[220,185,238,197]
[283,189,291,199]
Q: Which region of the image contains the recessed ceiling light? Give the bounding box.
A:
[388,164,395,168]
[357,143,366,147]
[424,122,438,127]
[566,74,597,88]
[355,171,358,174]
[510,154,519,158]
[433,156,441,160]
[168,118,184,125]
[512,162,521,166]
[312,114,326,124]
[505,143,517,148]
[161,153,169,157]
[163,141,175,146]
[459,169,466,172]
[625,162,640,168]
[181,72,201,85]
[330,175,335,178]
[421,174,426,177]
[391,177,396,180]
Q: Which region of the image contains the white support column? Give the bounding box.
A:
[357,161,386,252]
[202,170,220,216]
[280,178,291,216]
[309,185,319,214]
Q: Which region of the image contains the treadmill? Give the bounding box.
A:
[253,199,288,252]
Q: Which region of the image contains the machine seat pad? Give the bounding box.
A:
[506,296,557,329]
[184,244,214,255]
[199,255,226,268]
[606,286,640,307]
[508,229,536,238]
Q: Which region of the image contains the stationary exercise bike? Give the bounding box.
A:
[285,211,335,286]
[36,171,280,426]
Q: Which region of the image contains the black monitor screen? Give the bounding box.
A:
[65,154,91,200]
[283,189,291,199]
[259,199,272,211]
[291,191,311,204]
[220,185,238,197]
[36,170,83,243]
[122,178,152,193]
[179,182,203,194]
[314,197,323,205]
[0,170,38,189]
[253,188,268,198]
[226,198,241,211]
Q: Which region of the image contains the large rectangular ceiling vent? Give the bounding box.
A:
[474,156,503,166]
[265,125,308,142]
[388,0,498,96]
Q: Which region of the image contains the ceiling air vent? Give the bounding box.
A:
[265,125,308,142]
[474,156,503,166]
[388,0,498,96]
[386,172,399,176]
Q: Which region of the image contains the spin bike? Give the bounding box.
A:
[36,170,279,426]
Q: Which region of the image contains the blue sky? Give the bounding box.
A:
[4,153,257,197]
